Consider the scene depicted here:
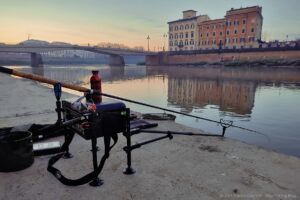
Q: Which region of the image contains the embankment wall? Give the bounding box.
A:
[146,50,300,65]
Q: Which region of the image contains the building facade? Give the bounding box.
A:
[168,10,210,51]
[168,6,263,51]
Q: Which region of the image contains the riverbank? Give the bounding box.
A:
[0,73,300,199]
[146,49,300,67]
[171,59,300,68]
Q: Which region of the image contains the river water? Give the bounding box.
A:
[12,64,300,157]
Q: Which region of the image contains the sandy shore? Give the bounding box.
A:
[0,72,299,200]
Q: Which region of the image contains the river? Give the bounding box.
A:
[9,64,300,157]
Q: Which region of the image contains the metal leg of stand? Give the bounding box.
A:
[123,108,135,175]
[89,137,103,187]
[63,133,73,159]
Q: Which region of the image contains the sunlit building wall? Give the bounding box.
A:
[168,10,210,51]
[199,6,263,49]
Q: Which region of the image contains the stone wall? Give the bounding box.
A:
[146,50,300,65]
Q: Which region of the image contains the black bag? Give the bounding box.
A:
[0,131,34,172]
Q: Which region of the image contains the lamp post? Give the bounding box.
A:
[163,33,167,51]
[147,35,150,51]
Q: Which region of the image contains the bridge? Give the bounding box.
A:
[0,45,156,66]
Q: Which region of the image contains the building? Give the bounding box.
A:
[168,6,263,51]
[168,10,210,51]
[199,6,263,50]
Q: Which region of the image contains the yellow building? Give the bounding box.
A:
[168,10,210,51]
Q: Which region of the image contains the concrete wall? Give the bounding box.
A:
[146,50,300,65]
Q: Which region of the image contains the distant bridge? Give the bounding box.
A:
[0,45,156,66]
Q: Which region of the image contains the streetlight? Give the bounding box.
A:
[147,35,150,51]
[163,33,167,51]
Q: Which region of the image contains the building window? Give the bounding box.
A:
[185,40,188,45]
[170,34,173,39]
[175,33,178,39]
[175,40,178,45]
[206,33,209,37]
[200,33,203,37]
[180,33,183,38]
[191,24,195,29]
[242,29,245,33]
[170,41,173,46]
[251,28,255,32]
[213,32,216,36]
[169,26,173,32]
[237,21,239,25]
[220,32,223,36]
[191,31,194,38]
[185,24,189,29]
[190,40,194,45]
[249,37,255,42]
[180,25,183,30]
[175,26,178,31]
[234,30,238,34]
[213,40,216,45]
[207,26,209,29]
[179,40,183,46]
[185,32,188,38]
[243,19,246,24]
[227,30,230,35]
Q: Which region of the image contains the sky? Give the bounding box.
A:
[0,0,299,49]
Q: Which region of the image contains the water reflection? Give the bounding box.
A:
[147,66,300,117]
[27,65,147,85]
[168,78,255,115]
[31,66,44,76]
[26,65,300,118]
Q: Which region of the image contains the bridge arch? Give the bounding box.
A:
[0,45,153,67]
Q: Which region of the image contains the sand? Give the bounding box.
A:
[0,72,299,200]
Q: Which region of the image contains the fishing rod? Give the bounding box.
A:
[0,66,262,135]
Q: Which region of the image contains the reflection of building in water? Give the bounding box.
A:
[168,78,256,115]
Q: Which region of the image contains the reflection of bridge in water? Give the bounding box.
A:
[24,65,147,86]
[0,45,155,66]
[147,66,300,115]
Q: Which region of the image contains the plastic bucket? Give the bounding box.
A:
[0,131,34,172]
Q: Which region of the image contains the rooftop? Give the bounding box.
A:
[226,5,262,15]
[200,18,225,24]
[168,16,198,24]
[182,9,197,13]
